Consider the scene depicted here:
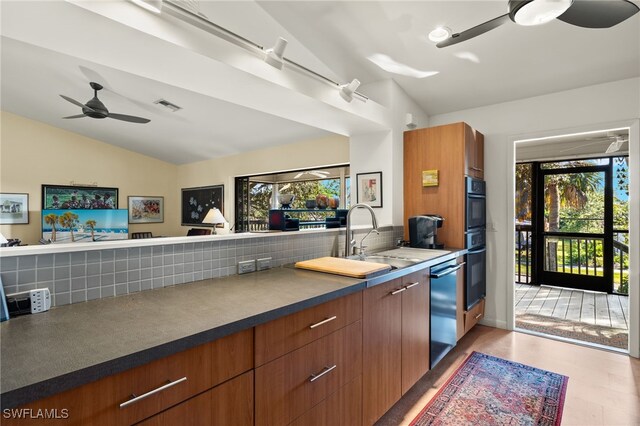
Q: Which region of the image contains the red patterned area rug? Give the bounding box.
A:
[410,352,568,426]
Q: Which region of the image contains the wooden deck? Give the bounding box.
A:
[515,283,629,331]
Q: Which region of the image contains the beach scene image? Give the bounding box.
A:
[42,209,128,243]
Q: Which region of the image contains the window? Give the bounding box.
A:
[235,165,350,232]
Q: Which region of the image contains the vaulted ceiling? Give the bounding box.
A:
[1,1,638,164]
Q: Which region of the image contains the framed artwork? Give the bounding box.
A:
[42,209,128,243]
[42,184,118,210]
[0,193,29,224]
[128,196,164,223]
[181,185,224,226]
[356,172,383,208]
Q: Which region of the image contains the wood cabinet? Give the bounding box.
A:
[255,321,362,426]
[4,330,253,426]
[400,270,430,395]
[136,371,254,426]
[255,292,362,367]
[464,298,486,334]
[465,128,484,179]
[255,292,363,426]
[403,122,484,247]
[363,271,430,426]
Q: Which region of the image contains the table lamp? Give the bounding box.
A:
[202,208,226,234]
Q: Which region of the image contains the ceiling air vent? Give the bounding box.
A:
[153,99,182,112]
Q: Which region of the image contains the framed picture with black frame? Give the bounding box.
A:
[42,184,118,210]
[181,185,224,226]
[356,171,383,208]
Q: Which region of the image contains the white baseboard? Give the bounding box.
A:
[479,317,508,330]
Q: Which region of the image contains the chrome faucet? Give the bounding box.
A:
[344,203,379,257]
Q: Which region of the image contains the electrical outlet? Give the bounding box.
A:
[238,260,256,275]
[257,257,272,271]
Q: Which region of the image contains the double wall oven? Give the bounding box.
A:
[465,177,486,310]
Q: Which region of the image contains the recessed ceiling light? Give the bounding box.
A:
[428,26,452,43]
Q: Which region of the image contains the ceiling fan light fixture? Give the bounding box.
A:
[130,0,163,14]
[264,37,288,70]
[339,79,361,103]
[428,26,452,43]
[509,0,573,26]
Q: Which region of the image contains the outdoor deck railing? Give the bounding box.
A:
[515,224,532,284]
[514,224,629,294]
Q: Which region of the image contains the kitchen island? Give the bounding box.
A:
[1,248,467,425]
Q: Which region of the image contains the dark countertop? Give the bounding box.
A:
[0,248,465,408]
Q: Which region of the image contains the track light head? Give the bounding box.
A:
[339,78,361,102]
[264,37,288,70]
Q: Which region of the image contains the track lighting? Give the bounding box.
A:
[130,0,163,14]
[264,37,288,70]
[339,79,361,103]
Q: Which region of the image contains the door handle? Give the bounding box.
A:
[309,316,337,329]
[404,282,420,289]
[430,263,464,278]
[309,365,337,382]
[390,287,407,295]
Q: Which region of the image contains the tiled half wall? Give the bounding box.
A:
[0,227,403,307]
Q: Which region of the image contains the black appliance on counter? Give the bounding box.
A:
[408,215,445,249]
[465,177,486,310]
[429,259,464,369]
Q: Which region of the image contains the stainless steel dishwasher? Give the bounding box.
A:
[430,259,464,369]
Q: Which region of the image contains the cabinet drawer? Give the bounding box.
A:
[464,298,485,334]
[255,320,362,426]
[255,292,362,366]
[4,329,253,426]
[136,371,254,426]
[289,375,362,426]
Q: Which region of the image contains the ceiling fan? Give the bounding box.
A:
[60,82,151,124]
[437,0,640,48]
[559,135,629,154]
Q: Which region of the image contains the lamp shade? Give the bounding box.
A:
[202,208,226,225]
[0,233,7,245]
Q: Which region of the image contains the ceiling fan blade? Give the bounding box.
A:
[108,113,151,124]
[437,14,511,48]
[294,172,304,179]
[557,0,639,28]
[62,114,86,119]
[60,94,95,112]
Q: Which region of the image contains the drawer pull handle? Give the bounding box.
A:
[119,377,187,408]
[390,287,407,295]
[475,313,483,320]
[405,282,420,289]
[309,365,337,382]
[309,316,337,329]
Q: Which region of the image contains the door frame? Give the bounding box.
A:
[534,163,614,293]
[507,119,639,358]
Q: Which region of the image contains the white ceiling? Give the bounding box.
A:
[516,128,629,161]
[1,0,639,165]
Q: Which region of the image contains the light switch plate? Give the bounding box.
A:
[238,260,256,275]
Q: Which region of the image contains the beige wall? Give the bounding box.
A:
[0,111,350,243]
[177,135,350,227]
[0,111,181,244]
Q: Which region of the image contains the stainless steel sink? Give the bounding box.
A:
[347,254,421,270]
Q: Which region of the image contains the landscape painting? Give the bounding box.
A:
[42,185,118,210]
[181,185,224,226]
[0,193,29,224]
[42,209,128,243]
